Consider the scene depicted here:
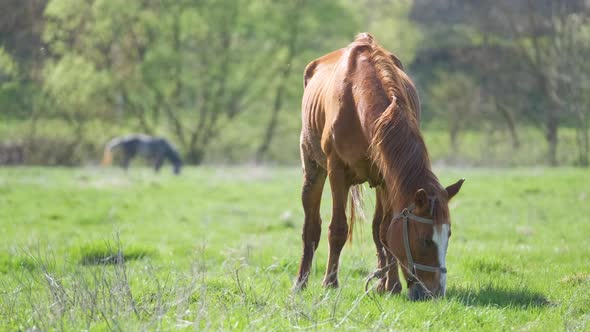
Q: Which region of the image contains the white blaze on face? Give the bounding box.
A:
[432,223,450,295]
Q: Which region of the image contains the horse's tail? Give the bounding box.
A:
[101,138,121,166]
[347,185,365,244]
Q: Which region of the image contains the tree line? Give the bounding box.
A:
[1,0,589,166]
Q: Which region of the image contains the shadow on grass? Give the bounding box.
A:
[447,285,552,308]
[79,247,154,265]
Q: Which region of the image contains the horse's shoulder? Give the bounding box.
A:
[303,60,319,88]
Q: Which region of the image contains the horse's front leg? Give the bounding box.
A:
[372,187,389,293]
[379,210,402,294]
[323,159,351,288]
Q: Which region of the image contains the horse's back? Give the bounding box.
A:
[301,37,420,185]
[301,42,385,176]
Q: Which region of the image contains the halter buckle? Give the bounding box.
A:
[401,208,410,217]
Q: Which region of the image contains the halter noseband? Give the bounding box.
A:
[391,199,447,282]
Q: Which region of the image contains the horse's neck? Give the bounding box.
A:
[378,134,439,212]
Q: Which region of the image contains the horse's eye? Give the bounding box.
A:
[422,239,435,248]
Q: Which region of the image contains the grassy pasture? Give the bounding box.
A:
[0,166,589,331]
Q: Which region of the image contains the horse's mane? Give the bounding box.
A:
[355,33,441,205]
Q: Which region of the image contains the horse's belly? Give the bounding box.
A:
[329,118,383,186]
[137,143,152,157]
[348,159,382,186]
[301,92,329,169]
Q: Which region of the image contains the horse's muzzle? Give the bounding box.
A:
[408,284,444,301]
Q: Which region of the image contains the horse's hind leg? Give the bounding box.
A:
[294,154,327,290]
[323,158,351,288]
[372,187,389,293]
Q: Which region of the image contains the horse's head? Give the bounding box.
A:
[387,179,464,300]
[173,161,182,175]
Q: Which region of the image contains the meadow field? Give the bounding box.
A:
[0,166,589,331]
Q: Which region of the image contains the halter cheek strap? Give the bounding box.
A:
[393,202,447,282]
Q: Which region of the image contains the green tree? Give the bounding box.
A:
[255,0,359,162]
[410,0,590,166]
[0,47,18,113]
[0,0,47,120]
[41,0,363,164]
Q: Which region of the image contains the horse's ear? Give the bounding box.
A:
[389,52,404,70]
[446,179,465,200]
[414,189,429,209]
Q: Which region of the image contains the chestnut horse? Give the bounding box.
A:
[295,33,464,300]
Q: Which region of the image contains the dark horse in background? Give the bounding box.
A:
[295,33,464,300]
[101,134,182,175]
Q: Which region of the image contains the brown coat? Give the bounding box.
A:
[295,33,463,300]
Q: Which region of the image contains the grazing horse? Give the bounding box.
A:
[295,33,464,300]
[101,134,182,175]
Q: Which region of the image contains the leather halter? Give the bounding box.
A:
[391,199,447,282]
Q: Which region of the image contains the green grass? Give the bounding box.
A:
[0,166,589,331]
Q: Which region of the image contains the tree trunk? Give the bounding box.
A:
[534,71,562,166]
[28,98,40,141]
[255,0,304,163]
[546,107,558,167]
[449,127,459,156]
[185,145,204,165]
[575,110,589,167]
[583,123,589,167]
[448,112,460,156]
[255,78,287,163]
[495,101,520,149]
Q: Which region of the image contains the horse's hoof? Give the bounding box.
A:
[292,277,307,292]
[375,280,387,294]
[293,279,308,292]
[387,281,402,294]
[322,278,339,288]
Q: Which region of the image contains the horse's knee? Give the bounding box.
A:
[301,176,325,211]
[379,221,390,247]
[301,183,316,207]
[328,222,348,248]
[372,220,383,245]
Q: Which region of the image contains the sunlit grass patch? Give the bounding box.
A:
[560,273,590,286]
